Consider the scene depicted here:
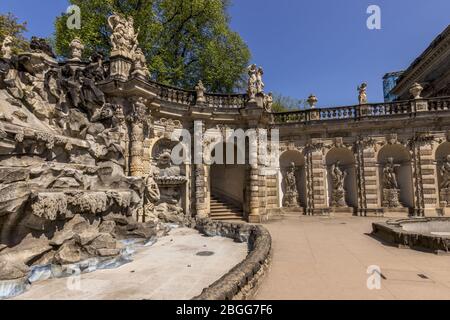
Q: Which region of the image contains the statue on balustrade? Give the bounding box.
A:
[283,162,299,207]
[382,157,401,208]
[358,82,368,104]
[264,92,273,112]
[439,155,450,207]
[256,66,265,94]
[330,160,347,207]
[108,13,139,56]
[247,64,258,102]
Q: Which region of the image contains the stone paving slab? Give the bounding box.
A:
[255,216,450,300]
[14,228,248,300]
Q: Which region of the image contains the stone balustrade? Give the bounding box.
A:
[271,97,450,124]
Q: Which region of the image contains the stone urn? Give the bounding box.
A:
[409,83,424,99]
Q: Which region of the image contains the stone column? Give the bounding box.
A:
[419,142,439,215]
[129,121,144,177]
[304,147,315,215]
[195,164,208,218]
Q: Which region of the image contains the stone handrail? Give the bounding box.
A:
[271,97,450,124]
[204,93,247,109]
[148,80,248,108]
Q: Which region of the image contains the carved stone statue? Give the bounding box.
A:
[256,67,265,94]
[358,82,368,104]
[247,64,258,102]
[383,157,401,208]
[283,162,299,207]
[195,80,206,104]
[131,47,150,78]
[330,161,347,207]
[108,13,139,56]
[69,37,84,61]
[440,155,450,189]
[264,92,273,112]
[439,155,450,207]
[1,36,13,59]
[142,171,161,222]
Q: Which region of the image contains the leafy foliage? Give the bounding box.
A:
[271,93,307,113]
[0,12,29,55]
[55,0,251,93]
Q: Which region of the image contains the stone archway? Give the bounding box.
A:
[378,144,414,209]
[325,147,358,209]
[279,150,306,209]
[208,142,246,219]
[435,142,450,207]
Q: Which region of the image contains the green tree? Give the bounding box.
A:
[54,0,251,93]
[0,12,28,55]
[271,93,307,113]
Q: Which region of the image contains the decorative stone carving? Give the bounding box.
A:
[108,13,140,80]
[283,163,299,207]
[410,83,424,99]
[256,66,265,94]
[142,172,161,222]
[263,92,273,112]
[307,94,318,109]
[330,161,347,207]
[131,47,150,78]
[108,14,139,57]
[1,36,13,59]
[69,37,84,61]
[195,80,206,104]
[247,64,258,102]
[439,155,450,207]
[382,157,401,208]
[357,82,368,104]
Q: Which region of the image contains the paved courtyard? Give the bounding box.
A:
[256,216,450,300]
[14,228,248,300]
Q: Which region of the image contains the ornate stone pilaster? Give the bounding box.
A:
[305,142,327,215]
[194,164,208,218]
[127,97,149,177]
[304,147,315,215]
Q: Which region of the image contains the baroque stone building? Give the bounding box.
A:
[0,15,450,289]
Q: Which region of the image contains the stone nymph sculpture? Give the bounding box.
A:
[330,160,347,207]
[439,155,450,207]
[283,162,299,207]
[382,157,401,208]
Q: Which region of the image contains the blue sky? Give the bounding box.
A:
[1,0,449,106]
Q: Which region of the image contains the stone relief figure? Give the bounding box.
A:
[330,160,347,207]
[1,36,13,59]
[283,162,299,207]
[382,157,401,208]
[264,92,273,112]
[247,64,258,102]
[358,82,368,104]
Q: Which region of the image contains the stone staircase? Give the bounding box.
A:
[210,194,245,221]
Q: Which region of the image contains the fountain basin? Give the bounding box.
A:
[372,218,450,254]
